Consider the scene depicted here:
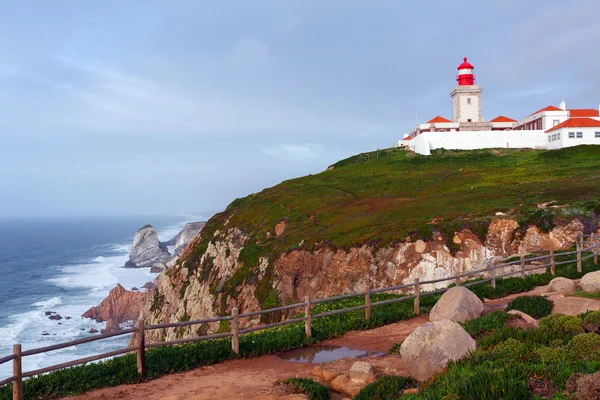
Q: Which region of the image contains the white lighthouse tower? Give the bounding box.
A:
[450,57,484,125]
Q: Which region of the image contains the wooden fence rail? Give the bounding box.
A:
[1,234,599,400]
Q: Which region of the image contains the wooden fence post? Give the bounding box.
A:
[136,318,146,377]
[414,279,420,316]
[491,266,496,289]
[577,246,582,273]
[13,344,22,400]
[305,295,312,339]
[520,255,525,279]
[455,272,461,287]
[550,250,555,276]
[594,234,598,266]
[231,308,239,355]
[365,287,371,320]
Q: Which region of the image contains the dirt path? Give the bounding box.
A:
[66,284,599,400]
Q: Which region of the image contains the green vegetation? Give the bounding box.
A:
[570,288,600,299]
[275,377,331,400]
[505,295,554,318]
[362,311,600,399]
[353,376,418,400]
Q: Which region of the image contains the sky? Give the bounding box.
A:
[1,0,599,217]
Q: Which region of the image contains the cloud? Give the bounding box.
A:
[259,143,324,162]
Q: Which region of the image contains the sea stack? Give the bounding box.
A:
[124,225,171,268]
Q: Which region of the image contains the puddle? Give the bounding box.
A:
[278,345,385,363]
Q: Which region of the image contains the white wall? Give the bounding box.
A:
[555,127,600,149]
[408,130,547,155]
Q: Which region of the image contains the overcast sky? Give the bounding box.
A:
[1,0,599,217]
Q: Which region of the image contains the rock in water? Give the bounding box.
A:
[429,286,484,322]
[102,318,121,333]
[82,284,147,323]
[400,319,476,381]
[125,225,171,268]
[164,222,205,255]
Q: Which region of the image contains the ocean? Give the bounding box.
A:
[0,214,207,378]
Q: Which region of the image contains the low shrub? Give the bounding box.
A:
[276,377,331,400]
[505,295,553,319]
[583,310,600,333]
[539,314,584,336]
[535,346,567,364]
[388,341,403,355]
[353,375,418,400]
[567,333,600,361]
[491,338,527,360]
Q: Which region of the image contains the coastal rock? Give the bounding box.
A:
[89,328,98,333]
[150,262,168,273]
[545,277,577,295]
[124,225,171,268]
[48,314,62,321]
[581,271,600,294]
[82,283,147,323]
[429,286,484,322]
[101,318,121,333]
[165,222,206,255]
[400,319,476,381]
[142,282,158,290]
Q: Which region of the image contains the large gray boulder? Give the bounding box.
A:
[581,271,600,294]
[429,286,484,322]
[124,225,171,268]
[545,277,577,295]
[400,319,476,382]
[164,222,205,255]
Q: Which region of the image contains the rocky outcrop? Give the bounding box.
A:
[82,284,148,323]
[545,277,577,295]
[102,318,121,333]
[125,225,171,268]
[164,222,206,255]
[140,218,592,344]
[429,286,484,322]
[400,319,477,382]
[581,271,600,294]
[507,310,539,328]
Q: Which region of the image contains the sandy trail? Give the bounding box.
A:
[67,284,592,400]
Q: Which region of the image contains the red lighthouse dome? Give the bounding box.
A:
[456,57,475,86]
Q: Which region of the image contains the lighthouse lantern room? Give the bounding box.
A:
[457,57,475,86]
[450,56,484,125]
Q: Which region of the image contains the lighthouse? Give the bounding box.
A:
[450,57,484,124]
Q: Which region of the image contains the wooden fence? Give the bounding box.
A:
[1,234,599,399]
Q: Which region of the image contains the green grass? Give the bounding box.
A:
[276,377,331,400]
[505,295,554,319]
[570,288,600,299]
[353,376,418,400]
[177,145,600,310]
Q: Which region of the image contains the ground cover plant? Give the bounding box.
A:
[353,376,418,400]
[363,310,600,399]
[505,295,554,318]
[275,377,331,400]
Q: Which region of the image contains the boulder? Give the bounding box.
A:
[400,319,477,382]
[545,277,576,295]
[552,297,600,315]
[48,314,62,321]
[349,361,376,384]
[429,286,484,322]
[89,328,98,333]
[124,225,172,268]
[82,283,147,323]
[581,271,600,294]
[507,310,539,328]
[330,374,363,398]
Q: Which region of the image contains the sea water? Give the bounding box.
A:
[0,214,207,378]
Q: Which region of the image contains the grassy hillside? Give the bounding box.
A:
[188,146,600,268]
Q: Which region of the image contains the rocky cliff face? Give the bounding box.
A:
[164,222,206,255]
[82,283,148,324]
[141,217,597,343]
[125,225,171,268]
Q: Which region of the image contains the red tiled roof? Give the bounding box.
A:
[546,117,600,132]
[426,116,452,123]
[569,109,600,117]
[529,105,562,116]
[490,116,517,123]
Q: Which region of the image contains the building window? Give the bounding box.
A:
[553,120,559,127]
[552,134,557,141]
[467,119,472,122]
[557,132,560,140]
[577,132,583,138]
[595,132,600,138]
[569,132,575,138]
[467,98,471,105]
[548,136,552,143]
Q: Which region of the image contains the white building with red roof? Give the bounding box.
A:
[399,57,600,155]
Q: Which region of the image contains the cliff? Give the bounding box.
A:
[141,146,600,342]
[164,222,206,255]
[125,225,171,268]
[83,283,148,324]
